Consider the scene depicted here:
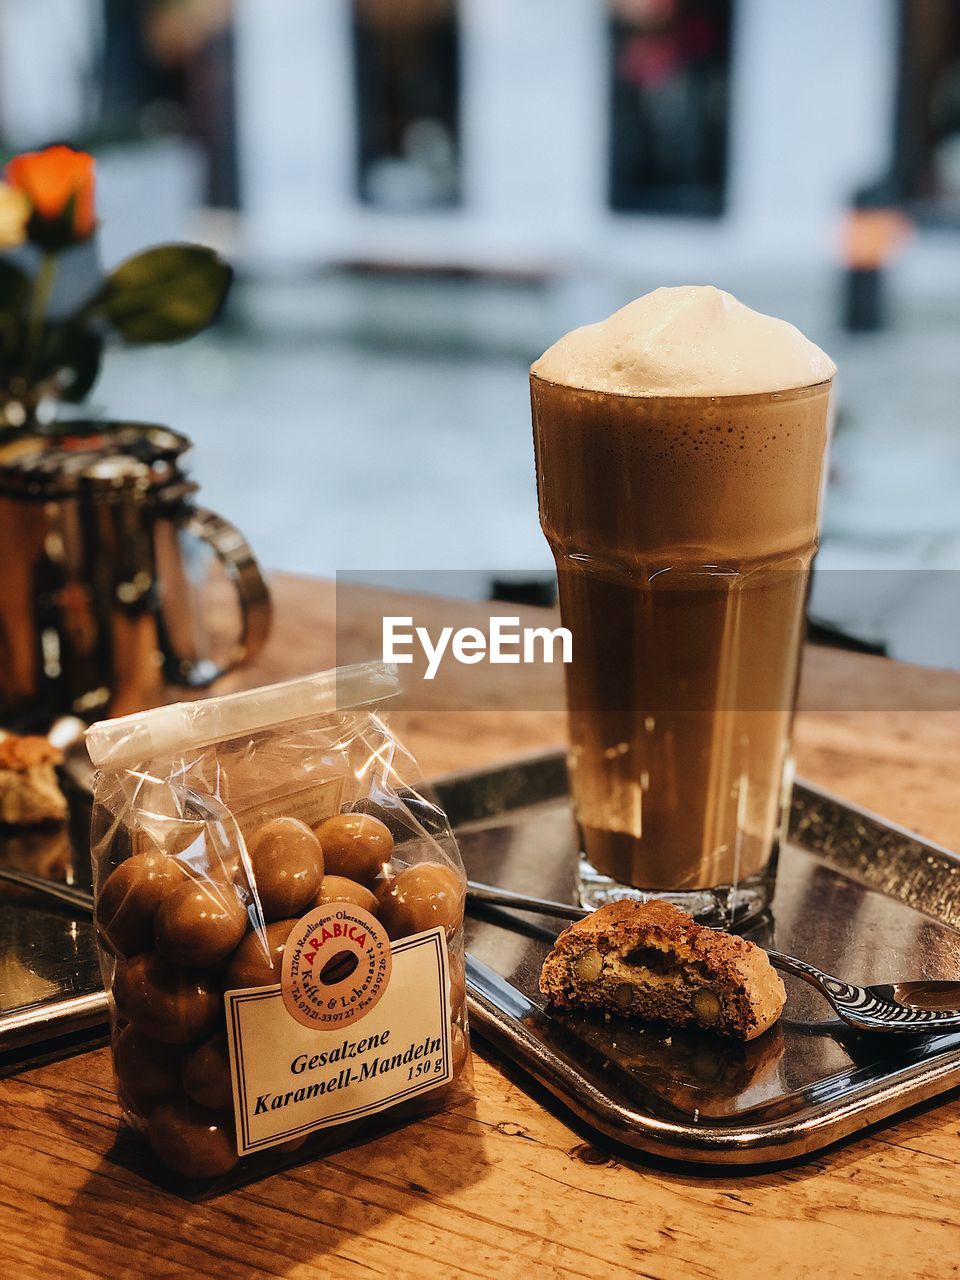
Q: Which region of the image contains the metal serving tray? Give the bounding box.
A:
[0,770,106,1071]
[2,752,960,1169]
[438,752,960,1166]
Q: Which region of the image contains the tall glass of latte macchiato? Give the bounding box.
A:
[531,287,835,921]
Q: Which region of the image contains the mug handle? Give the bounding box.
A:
[161,503,272,687]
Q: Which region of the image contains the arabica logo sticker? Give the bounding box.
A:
[281,905,392,1030]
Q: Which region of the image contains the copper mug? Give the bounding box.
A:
[0,422,271,730]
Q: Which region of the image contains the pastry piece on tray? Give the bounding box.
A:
[540,900,786,1041]
[0,733,68,825]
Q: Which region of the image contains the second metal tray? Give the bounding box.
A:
[437,753,960,1166]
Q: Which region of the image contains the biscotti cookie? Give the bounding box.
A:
[539,900,785,1041]
[0,733,68,826]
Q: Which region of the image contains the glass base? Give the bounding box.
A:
[577,857,774,930]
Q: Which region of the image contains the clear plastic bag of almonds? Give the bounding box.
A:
[85,663,473,1195]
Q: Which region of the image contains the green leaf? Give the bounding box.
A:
[89,244,233,343]
[51,324,103,401]
[0,258,31,312]
[20,319,104,401]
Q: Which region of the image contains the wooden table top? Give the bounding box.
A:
[3,573,960,1279]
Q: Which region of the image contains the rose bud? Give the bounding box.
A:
[6,145,96,249]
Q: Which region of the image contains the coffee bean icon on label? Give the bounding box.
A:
[319,950,360,986]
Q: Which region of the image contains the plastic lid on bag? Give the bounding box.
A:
[85,662,400,770]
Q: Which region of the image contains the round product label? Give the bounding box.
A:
[280,904,392,1030]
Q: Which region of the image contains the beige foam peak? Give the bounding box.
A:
[532,285,836,398]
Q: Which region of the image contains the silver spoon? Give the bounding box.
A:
[464,880,960,1036]
[4,865,958,1036]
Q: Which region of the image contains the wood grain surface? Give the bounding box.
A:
[2,573,959,1280]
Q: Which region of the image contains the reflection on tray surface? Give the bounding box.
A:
[0,784,99,1023]
[0,824,73,880]
[547,1011,785,1119]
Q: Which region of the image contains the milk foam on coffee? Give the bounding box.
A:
[532,285,836,397]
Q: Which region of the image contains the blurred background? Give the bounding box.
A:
[2,0,958,665]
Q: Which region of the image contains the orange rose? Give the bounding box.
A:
[6,145,96,248]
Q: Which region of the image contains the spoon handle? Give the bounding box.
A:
[465,881,850,988]
[0,870,590,923]
[0,864,95,914]
[466,881,587,921]
[763,947,842,992]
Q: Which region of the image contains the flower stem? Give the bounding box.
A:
[26,250,57,376]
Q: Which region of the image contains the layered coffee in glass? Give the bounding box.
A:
[531,287,835,920]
